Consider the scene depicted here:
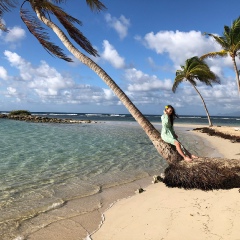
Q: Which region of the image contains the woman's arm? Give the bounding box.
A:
[161,113,169,127]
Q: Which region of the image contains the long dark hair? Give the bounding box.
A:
[165,105,178,126]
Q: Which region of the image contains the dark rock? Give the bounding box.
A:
[0,114,93,124]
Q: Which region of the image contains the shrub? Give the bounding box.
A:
[9,110,31,116]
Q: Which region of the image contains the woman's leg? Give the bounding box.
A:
[174,141,192,161]
[184,148,198,159]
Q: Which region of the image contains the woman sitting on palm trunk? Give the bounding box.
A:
[161,105,198,162]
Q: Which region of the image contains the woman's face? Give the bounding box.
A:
[165,107,173,115]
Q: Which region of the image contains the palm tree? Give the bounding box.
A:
[201,16,240,94]
[173,56,220,127]
[0,0,182,164]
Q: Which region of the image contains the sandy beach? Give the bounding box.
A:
[91,124,240,240]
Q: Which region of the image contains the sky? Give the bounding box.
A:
[0,0,240,116]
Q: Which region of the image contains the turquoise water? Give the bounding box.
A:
[0,119,207,239]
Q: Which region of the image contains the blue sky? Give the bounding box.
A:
[0,0,240,116]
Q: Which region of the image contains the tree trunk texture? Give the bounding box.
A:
[35,7,240,191]
[231,56,240,94]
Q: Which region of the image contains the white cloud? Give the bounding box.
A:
[101,40,125,69]
[103,88,116,100]
[4,50,32,80]
[105,13,130,39]
[125,68,172,91]
[122,68,174,106]
[5,27,25,42]
[4,51,74,99]
[4,26,25,43]
[0,66,8,80]
[141,30,221,68]
[1,51,119,106]
[128,79,172,92]
[7,87,17,95]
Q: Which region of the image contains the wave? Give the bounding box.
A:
[110,114,126,117]
[46,200,65,211]
[49,113,78,116]
[32,113,48,116]
[85,114,104,117]
[180,116,202,119]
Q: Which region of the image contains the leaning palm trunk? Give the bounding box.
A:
[190,83,213,127]
[34,7,240,191]
[231,56,240,94]
[34,7,182,164]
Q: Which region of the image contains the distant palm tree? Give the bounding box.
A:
[0,0,182,163]
[173,56,220,127]
[201,16,240,94]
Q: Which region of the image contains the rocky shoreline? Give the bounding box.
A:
[0,114,94,124]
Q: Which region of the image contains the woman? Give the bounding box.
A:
[161,105,198,162]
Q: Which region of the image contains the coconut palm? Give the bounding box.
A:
[201,16,240,93]
[173,56,220,127]
[0,0,182,164]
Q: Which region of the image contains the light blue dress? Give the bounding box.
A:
[161,114,178,145]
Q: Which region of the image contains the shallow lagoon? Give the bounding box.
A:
[0,119,217,239]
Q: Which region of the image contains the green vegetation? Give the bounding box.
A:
[173,56,219,127]
[201,16,240,93]
[9,110,31,116]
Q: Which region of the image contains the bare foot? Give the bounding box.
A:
[184,156,192,162]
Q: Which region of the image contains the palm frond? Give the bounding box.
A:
[20,8,72,62]
[224,25,230,35]
[187,78,197,86]
[0,0,17,13]
[172,73,185,92]
[172,79,182,93]
[203,32,229,49]
[32,1,99,56]
[224,18,240,46]
[233,40,240,53]
[176,69,184,76]
[231,16,240,32]
[50,6,99,56]
[174,56,219,91]
[200,50,228,60]
[35,2,82,25]
[85,0,107,12]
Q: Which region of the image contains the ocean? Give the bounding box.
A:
[0,112,239,239]
[29,112,240,126]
